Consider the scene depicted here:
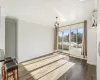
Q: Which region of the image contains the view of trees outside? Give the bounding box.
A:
[71,28,83,48]
[77,28,83,48]
[63,30,70,50]
[58,32,63,50]
[58,28,83,50]
[71,29,77,48]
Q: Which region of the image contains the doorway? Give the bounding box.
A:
[5,17,18,59]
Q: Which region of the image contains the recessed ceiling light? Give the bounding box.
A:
[79,0,85,1]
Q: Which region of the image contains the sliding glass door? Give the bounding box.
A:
[58,28,83,57]
[62,30,70,52]
[70,28,83,57]
[58,30,70,52]
[70,29,77,48]
[77,28,83,48]
[58,32,63,50]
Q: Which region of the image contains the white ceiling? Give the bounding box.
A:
[0,0,95,27]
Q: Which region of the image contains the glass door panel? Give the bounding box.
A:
[70,29,77,48]
[77,28,83,48]
[62,30,70,51]
[58,27,84,58]
[58,32,63,50]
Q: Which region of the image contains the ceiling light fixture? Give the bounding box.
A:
[54,17,59,27]
[92,9,97,28]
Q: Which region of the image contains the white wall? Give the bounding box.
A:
[97,0,100,80]
[17,20,54,62]
[0,7,5,55]
[87,18,97,65]
[0,7,54,75]
[0,7,5,75]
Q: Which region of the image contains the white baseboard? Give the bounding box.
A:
[87,61,96,66]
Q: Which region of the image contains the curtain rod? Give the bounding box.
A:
[59,21,84,28]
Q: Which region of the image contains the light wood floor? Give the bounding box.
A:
[18,52,75,80]
[18,52,96,80]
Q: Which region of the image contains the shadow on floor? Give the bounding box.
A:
[18,54,96,80]
[18,63,35,80]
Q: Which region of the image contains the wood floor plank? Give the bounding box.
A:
[38,62,75,80]
[19,54,96,80]
[30,60,67,79]
[19,54,64,71]
[19,54,66,78]
[21,52,60,66]
[24,55,66,71]
[19,59,67,80]
[19,54,56,70]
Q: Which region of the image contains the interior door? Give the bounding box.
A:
[5,18,17,59]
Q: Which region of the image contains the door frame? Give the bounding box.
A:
[5,17,18,60]
[58,27,84,57]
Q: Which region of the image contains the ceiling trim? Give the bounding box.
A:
[59,21,84,28]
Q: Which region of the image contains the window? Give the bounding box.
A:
[62,30,70,50]
[77,28,83,48]
[58,23,84,57]
[58,32,63,50]
[71,29,77,48]
[58,28,83,50]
